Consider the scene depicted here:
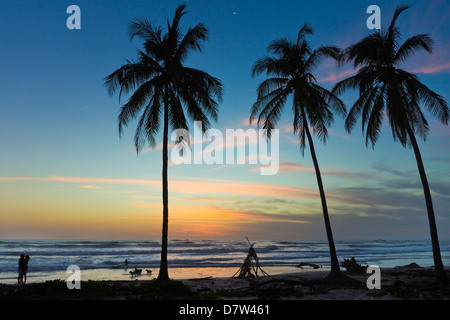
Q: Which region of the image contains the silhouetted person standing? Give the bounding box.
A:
[23,255,30,284]
[17,254,25,284]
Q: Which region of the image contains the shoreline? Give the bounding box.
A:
[0,265,325,285]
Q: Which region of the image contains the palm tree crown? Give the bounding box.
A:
[250,24,346,151]
[105,4,223,153]
[334,5,448,147]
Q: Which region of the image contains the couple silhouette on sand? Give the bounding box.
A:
[18,254,30,284]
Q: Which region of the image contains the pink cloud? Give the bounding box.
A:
[278,162,313,173]
[316,68,357,83]
[129,195,160,199]
[239,117,253,127]
[178,197,218,201]
[411,62,450,74]
[0,175,322,200]
[49,176,159,186]
[0,177,44,181]
[79,185,101,189]
[317,61,450,81]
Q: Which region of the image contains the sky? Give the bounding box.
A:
[0,0,449,240]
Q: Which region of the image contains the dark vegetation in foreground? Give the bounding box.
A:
[0,279,304,300]
[1,268,449,300]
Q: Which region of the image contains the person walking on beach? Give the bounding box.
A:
[17,254,25,284]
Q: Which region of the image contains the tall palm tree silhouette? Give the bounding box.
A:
[250,24,348,280]
[334,6,448,283]
[105,4,223,281]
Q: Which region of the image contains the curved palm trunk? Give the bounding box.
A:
[406,124,448,283]
[304,123,341,275]
[157,86,170,282]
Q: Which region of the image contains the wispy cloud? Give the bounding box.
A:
[130,202,312,225]
[79,185,101,189]
[0,177,45,181]
[278,162,313,173]
[411,62,450,74]
[322,170,373,179]
[129,195,160,199]
[179,197,219,201]
[316,68,357,84]
[328,129,361,142]
[206,164,230,171]
[50,176,160,186]
[372,163,412,178]
[0,175,321,200]
[256,162,372,179]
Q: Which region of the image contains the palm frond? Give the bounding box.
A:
[129,17,161,42]
[253,88,289,138]
[332,69,375,96]
[388,5,410,35]
[364,86,385,147]
[305,45,341,73]
[398,69,449,124]
[167,90,188,132]
[406,99,430,142]
[118,76,163,136]
[261,94,287,139]
[344,33,383,67]
[293,103,307,155]
[250,86,287,124]
[171,4,188,31]
[104,58,164,105]
[297,23,314,44]
[176,23,209,62]
[255,77,289,99]
[267,38,295,56]
[252,55,293,78]
[309,83,346,117]
[133,94,161,153]
[345,84,379,133]
[395,34,434,63]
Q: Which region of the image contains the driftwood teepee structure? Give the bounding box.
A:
[233,238,269,278]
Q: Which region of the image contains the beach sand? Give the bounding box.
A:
[180,266,449,300]
[1,265,449,300]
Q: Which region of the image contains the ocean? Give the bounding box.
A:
[1,239,449,284]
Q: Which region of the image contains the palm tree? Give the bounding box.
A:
[250,24,348,281]
[333,6,449,283]
[104,4,223,281]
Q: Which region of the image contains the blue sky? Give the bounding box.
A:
[0,0,449,240]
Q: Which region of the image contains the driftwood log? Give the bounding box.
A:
[296,262,322,269]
